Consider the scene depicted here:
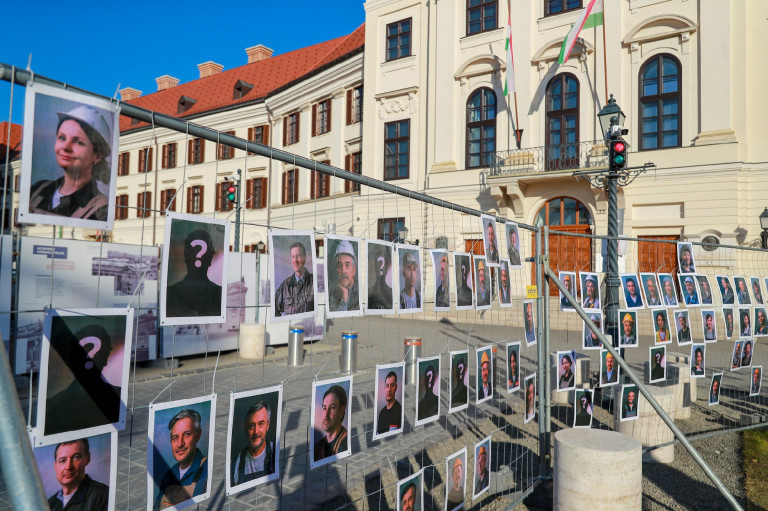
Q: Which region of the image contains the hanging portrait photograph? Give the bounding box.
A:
[36,307,133,445]
[269,229,317,323]
[690,344,706,378]
[618,309,639,347]
[324,235,362,318]
[659,273,679,307]
[652,308,672,345]
[480,214,501,266]
[620,384,640,422]
[373,362,405,440]
[225,385,283,495]
[649,346,667,384]
[18,82,120,230]
[472,436,492,500]
[620,273,644,309]
[678,275,701,307]
[741,339,754,367]
[366,239,395,315]
[709,373,723,405]
[582,311,603,350]
[731,340,744,371]
[33,431,117,511]
[677,242,696,274]
[739,307,753,337]
[754,307,768,336]
[523,299,537,346]
[600,350,620,387]
[147,395,216,511]
[716,275,735,305]
[556,350,576,392]
[475,345,494,404]
[573,389,594,428]
[750,276,765,304]
[750,366,762,397]
[639,272,662,307]
[579,271,601,311]
[453,252,474,310]
[734,276,752,305]
[497,259,513,307]
[474,257,492,311]
[701,309,718,342]
[310,375,352,469]
[161,212,229,326]
[397,244,423,314]
[397,469,423,511]
[722,306,736,339]
[449,350,469,413]
[695,275,714,305]
[524,373,536,424]
[505,221,522,269]
[559,271,577,311]
[506,342,521,393]
[415,356,440,427]
[430,249,451,311]
[444,447,467,511]
[673,309,693,345]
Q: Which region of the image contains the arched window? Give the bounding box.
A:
[535,197,592,227]
[466,88,496,168]
[639,54,681,150]
[546,74,579,170]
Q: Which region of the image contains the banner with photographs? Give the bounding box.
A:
[147,395,216,511]
[226,385,283,494]
[35,308,134,446]
[324,235,363,318]
[161,212,229,326]
[269,230,317,323]
[15,236,158,374]
[18,83,120,230]
[33,431,117,510]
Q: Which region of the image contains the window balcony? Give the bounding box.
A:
[488,140,608,176]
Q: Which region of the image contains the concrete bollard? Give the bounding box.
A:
[404,337,422,385]
[615,386,676,463]
[288,325,304,366]
[554,428,642,510]
[239,323,265,360]
[340,331,358,373]
[550,352,589,405]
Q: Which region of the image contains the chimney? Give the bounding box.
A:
[198,61,224,78]
[245,45,274,64]
[156,75,180,91]
[119,87,142,101]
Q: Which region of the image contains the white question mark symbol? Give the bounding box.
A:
[79,336,102,371]
[377,256,385,276]
[190,239,207,268]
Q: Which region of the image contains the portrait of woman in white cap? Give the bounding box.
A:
[20,84,119,229]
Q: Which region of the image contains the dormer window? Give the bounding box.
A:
[178,95,197,114]
[233,80,254,99]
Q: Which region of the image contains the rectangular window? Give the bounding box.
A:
[386,19,412,61]
[378,217,405,242]
[283,112,300,146]
[136,191,152,218]
[216,182,234,212]
[188,138,205,165]
[545,0,581,16]
[117,152,130,176]
[247,125,270,155]
[311,161,331,199]
[384,119,410,180]
[282,169,299,204]
[217,131,236,160]
[345,151,362,193]
[467,0,498,35]
[312,99,332,136]
[162,143,177,169]
[246,177,268,209]
[347,86,363,125]
[187,185,204,213]
[160,188,177,215]
[138,148,153,173]
[115,194,129,220]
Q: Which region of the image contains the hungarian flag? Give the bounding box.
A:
[558,0,604,65]
[505,9,516,95]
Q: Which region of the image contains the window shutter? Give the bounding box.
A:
[216,182,222,211]
[312,104,317,136]
[146,192,152,217]
[282,172,287,203]
[149,148,153,171]
[200,140,205,163]
[187,140,193,164]
[282,118,287,146]
[262,125,270,145]
[159,190,165,215]
[136,192,143,217]
[186,187,192,213]
[346,90,352,125]
[327,100,332,130]
[118,153,124,175]
[293,171,299,202]
[199,185,204,212]
[260,178,267,208]
[162,145,168,168]
[246,179,254,209]
[296,113,300,143]
[310,171,316,199]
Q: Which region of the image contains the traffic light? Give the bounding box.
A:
[609,138,627,171]
[226,182,238,204]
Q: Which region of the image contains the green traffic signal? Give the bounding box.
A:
[613,154,625,165]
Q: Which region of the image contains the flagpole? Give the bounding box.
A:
[507,0,522,149]
[601,1,608,103]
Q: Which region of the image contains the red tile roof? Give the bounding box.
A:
[0,121,22,160]
[120,24,365,133]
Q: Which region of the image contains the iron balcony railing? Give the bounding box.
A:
[489,140,609,176]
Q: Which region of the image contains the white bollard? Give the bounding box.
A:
[239,323,265,360]
[554,428,642,511]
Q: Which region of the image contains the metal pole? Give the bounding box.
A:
[542,226,552,469]
[545,265,744,511]
[0,334,49,510]
[605,169,620,349]
[534,228,547,476]
[234,169,242,252]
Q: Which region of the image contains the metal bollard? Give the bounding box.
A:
[288,325,304,366]
[341,331,358,373]
[404,337,422,385]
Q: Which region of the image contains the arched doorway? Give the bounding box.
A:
[534,197,593,294]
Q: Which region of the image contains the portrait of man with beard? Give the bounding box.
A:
[310,378,352,468]
[326,237,361,317]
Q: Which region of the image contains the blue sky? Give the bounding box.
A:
[0,1,366,124]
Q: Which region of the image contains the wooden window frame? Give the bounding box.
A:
[283,112,300,146]
[466,87,497,168]
[162,143,177,169]
[386,18,412,62]
[138,147,153,173]
[345,152,362,193]
[282,169,299,204]
[312,99,332,136]
[117,152,130,176]
[188,138,205,165]
[247,125,270,155]
[159,188,177,215]
[115,194,129,220]
[638,54,682,151]
[217,131,236,160]
[377,217,405,242]
[246,177,268,209]
[545,0,582,17]
[467,0,498,36]
[311,160,331,199]
[384,119,410,180]
[186,185,204,214]
[346,85,363,125]
[136,191,152,218]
